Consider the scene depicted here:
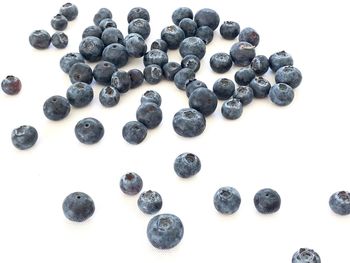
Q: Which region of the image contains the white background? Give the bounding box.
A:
[0,0,349,262]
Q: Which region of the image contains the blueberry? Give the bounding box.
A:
[214,187,241,214]
[210,53,232,73]
[174,153,201,178]
[82,25,102,39]
[174,68,195,90]
[93,61,117,86]
[186,79,208,98]
[275,66,302,89]
[233,86,254,105]
[292,248,321,263]
[51,14,68,31]
[195,26,214,44]
[1,75,22,95]
[173,108,206,137]
[51,32,68,49]
[99,18,117,31]
[59,3,78,21]
[136,102,163,129]
[43,95,71,121]
[213,78,234,100]
[194,8,220,30]
[127,7,150,23]
[329,191,350,215]
[181,55,200,72]
[141,90,162,106]
[251,55,269,75]
[138,190,163,214]
[234,67,255,86]
[172,7,193,25]
[99,86,120,107]
[161,25,185,50]
[69,62,93,84]
[269,51,294,72]
[147,214,184,249]
[128,18,151,39]
[230,42,256,67]
[29,30,51,49]
[239,27,260,47]
[220,21,240,40]
[66,82,94,108]
[162,62,182,81]
[125,34,147,58]
[144,65,163,85]
[93,8,112,26]
[101,27,124,46]
[151,39,168,53]
[11,125,38,150]
[111,71,131,93]
[122,121,148,145]
[60,52,85,73]
[62,192,95,222]
[221,98,243,120]
[143,49,168,67]
[179,37,206,59]
[179,18,197,38]
[120,172,143,195]
[254,188,281,214]
[102,43,129,68]
[79,36,104,62]
[189,88,217,116]
[128,69,144,88]
[75,117,104,145]
[249,76,271,98]
[269,83,294,106]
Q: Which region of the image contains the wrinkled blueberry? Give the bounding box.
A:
[292,248,321,263]
[51,32,68,49]
[138,190,163,214]
[174,152,201,178]
[173,108,206,137]
[251,55,269,75]
[11,125,38,150]
[62,192,95,222]
[75,117,104,145]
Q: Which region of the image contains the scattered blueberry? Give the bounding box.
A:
[128,18,151,39]
[43,95,70,121]
[234,67,256,86]
[189,87,218,116]
[195,26,214,44]
[186,79,208,98]
[102,43,129,68]
[75,117,104,145]
[93,8,112,26]
[101,27,124,46]
[66,82,94,108]
[127,7,150,23]
[150,39,168,53]
[161,25,185,50]
[138,190,163,214]
[11,125,38,150]
[59,3,78,21]
[174,68,195,90]
[93,61,117,86]
[269,51,293,72]
[51,32,68,49]
[179,18,197,38]
[99,18,117,31]
[120,172,143,195]
[136,102,163,129]
[233,86,254,105]
[174,152,201,178]
[249,76,271,98]
[173,108,206,137]
[162,62,182,81]
[79,36,104,62]
[251,55,270,75]
[29,30,51,49]
[122,121,148,145]
[220,21,240,40]
[254,188,281,214]
[141,90,162,106]
[111,70,131,93]
[194,8,220,30]
[269,83,294,106]
[210,52,233,73]
[82,25,102,39]
[239,27,260,47]
[181,55,201,72]
[143,49,168,67]
[144,64,163,85]
[213,78,235,100]
[128,69,144,89]
[124,33,147,58]
[1,75,22,95]
[51,14,68,31]
[179,37,206,59]
[68,62,93,84]
[214,187,241,214]
[329,191,350,215]
[230,41,256,67]
[62,192,95,222]
[60,52,85,73]
[99,86,120,107]
[292,248,321,263]
[275,66,302,88]
[221,98,243,120]
[172,7,193,25]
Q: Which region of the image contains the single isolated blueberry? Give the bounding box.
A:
[51,32,68,49]
[66,82,94,108]
[69,62,93,84]
[220,21,240,40]
[329,191,350,215]
[138,190,163,214]
[79,36,104,62]
[172,7,193,25]
[221,98,243,120]
[181,55,201,72]
[1,75,22,95]
[213,78,235,100]
[210,53,233,73]
[11,125,38,150]
[99,18,117,31]
[161,25,185,50]
[120,172,143,195]
[230,41,256,67]
[186,79,208,98]
[62,192,95,222]
[162,62,182,81]
[51,14,68,31]
[234,67,256,86]
[127,7,150,23]
[144,49,168,67]
[214,187,241,214]
[179,37,206,59]
[269,83,294,106]
[93,8,112,26]
[128,69,144,88]
[195,26,214,44]
[194,8,220,30]
[239,27,260,47]
[99,86,120,107]
[179,18,197,38]
[75,117,104,145]
[233,86,254,105]
[251,55,270,75]
[101,27,124,46]
[102,43,129,68]
[59,3,78,21]
[151,39,168,53]
[43,95,71,121]
[60,52,84,73]
[249,76,271,98]
[29,30,51,49]
[136,102,163,129]
[141,90,162,106]
[269,51,294,72]
[189,87,218,116]
[125,34,147,58]
[174,152,201,178]
[254,188,281,214]
[144,64,163,85]
[174,68,195,90]
[128,18,151,39]
[122,121,148,145]
[82,25,102,39]
[111,70,131,93]
[292,248,321,263]
[275,66,302,89]
[93,61,117,86]
[173,108,206,137]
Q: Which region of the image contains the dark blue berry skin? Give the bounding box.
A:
[111,71,131,93]
[43,95,71,121]
[59,3,78,21]
[179,18,197,37]
[251,55,269,76]
[194,8,220,30]
[101,27,124,46]
[75,117,104,145]
[269,51,294,72]
[234,86,254,105]
[173,108,206,138]
[186,79,208,98]
[249,76,271,98]
[179,37,206,59]
[122,121,147,145]
[66,82,94,108]
[174,153,201,178]
[128,69,144,89]
[174,68,195,90]
[99,18,117,31]
[221,98,243,120]
[181,55,200,72]
[138,190,163,214]
[234,67,256,86]
[254,188,281,214]
[93,61,116,86]
[60,53,85,73]
[120,172,143,195]
[11,125,38,150]
[99,86,120,107]
[51,32,68,49]
[220,21,240,40]
[82,25,102,39]
[69,62,93,84]
[141,90,162,106]
[189,87,218,116]
[79,36,104,62]
[128,18,151,39]
[172,7,193,25]
[162,62,181,81]
[62,192,95,222]
[329,191,350,215]
[29,30,51,49]
[213,78,235,100]
[210,53,232,73]
[94,8,112,26]
[102,43,129,68]
[151,39,168,53]
[230,42,256,67]
[1,76,21,95]
[195,26,214,44]
[144,65,163,85]
[275,66,302,89]
[147,214,184,249]
[136,102,163,129]
[239,27,260,47]
[51,14,68,31]
[292,248,321,263]
[143,49,168,67]
[269,83,294,106]
[127,7,150,23]
[125,34,147,58]
[161,25,185,50]
[214,187,241,214]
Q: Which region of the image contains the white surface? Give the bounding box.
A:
[0,0,349,262]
